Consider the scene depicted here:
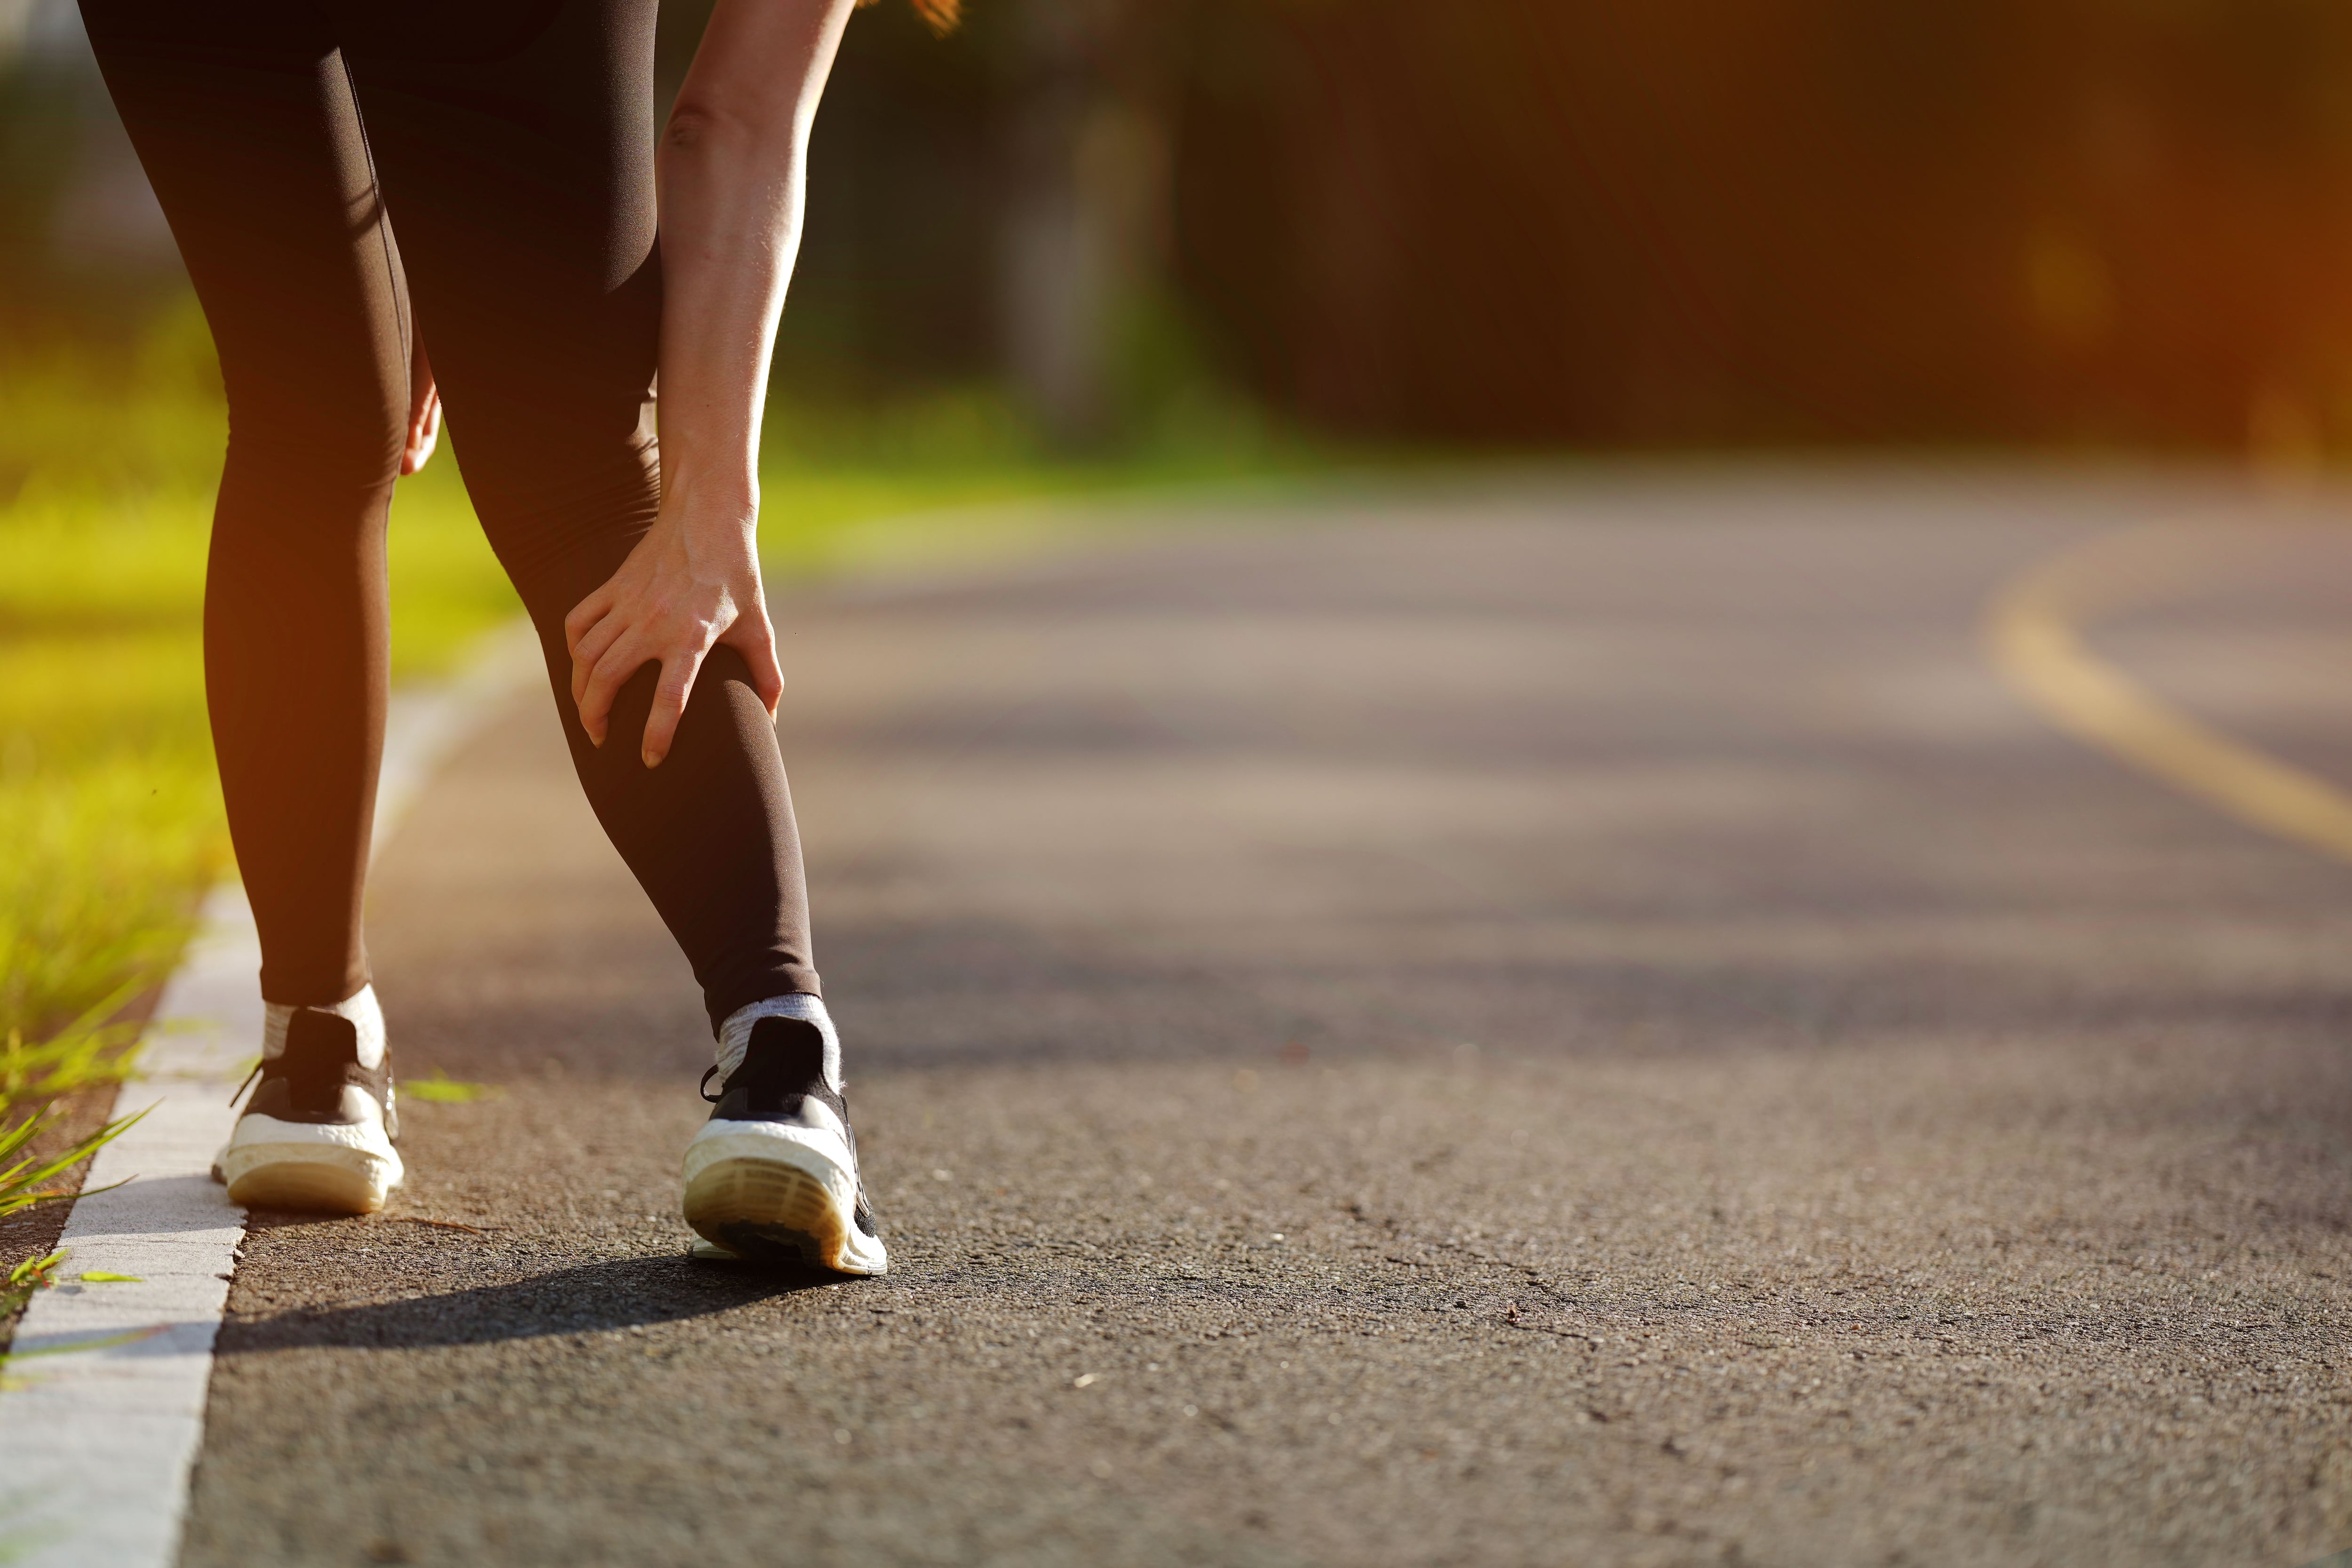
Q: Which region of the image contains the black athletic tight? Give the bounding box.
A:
[80,0,821,1028]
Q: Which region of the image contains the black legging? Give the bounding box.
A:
[80,0,820,1030]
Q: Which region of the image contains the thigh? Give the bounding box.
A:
[330,0,665,610]
[80,0,409,481]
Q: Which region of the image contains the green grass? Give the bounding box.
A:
[0,1250,65,1320]
[404,1068,503,1104]
[0,302,1318,1065]
[0,986,151,1225]
[0,980,142,1112]
[0,304,232,1049]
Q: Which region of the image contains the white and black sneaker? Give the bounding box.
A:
[682,1016,887,1275]
[215,994,404,1214]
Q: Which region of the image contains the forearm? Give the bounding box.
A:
[655,0,856,518]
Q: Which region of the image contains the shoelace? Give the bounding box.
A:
[228,1050,366,1111]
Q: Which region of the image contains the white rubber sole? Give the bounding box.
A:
[682,1120,887,1276]
[218,1114,403,1215]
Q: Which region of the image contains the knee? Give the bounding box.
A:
[224,404,403,499]
[218,348,406,502]
[475,435,662,614]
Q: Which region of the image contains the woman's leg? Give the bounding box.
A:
[330,1,874,1273]
[86,0,819,1034]
[328,0,821,1030]
[80,0,408,1009]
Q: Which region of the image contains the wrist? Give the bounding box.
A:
[660,467,759,533]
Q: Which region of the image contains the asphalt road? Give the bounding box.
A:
[181,470,2351,1568]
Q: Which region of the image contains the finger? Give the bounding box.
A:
[564,581,617,659]
[640,645,709,768]
[577,632,651,748]
[723,604,787,718]
[401,343,439,476]
[399,398,440,476]
[568,608,628,709]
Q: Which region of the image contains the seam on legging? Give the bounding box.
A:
[336,51,409,367]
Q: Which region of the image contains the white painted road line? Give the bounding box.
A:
[0,618,540,1568]
[0,883,261,1568]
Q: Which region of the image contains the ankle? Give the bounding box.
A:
[715,994,838,1092]
[264,984,385,1068]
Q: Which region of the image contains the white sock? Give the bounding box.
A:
[263,984,385,1070]
[715,994,839,1094]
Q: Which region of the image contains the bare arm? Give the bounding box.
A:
[565,0,858,767]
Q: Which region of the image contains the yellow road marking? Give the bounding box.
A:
[1986,518,2352,868]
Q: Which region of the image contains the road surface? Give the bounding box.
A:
[179,470,2352,1568]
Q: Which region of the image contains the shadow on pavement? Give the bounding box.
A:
[214,1254,844,1353]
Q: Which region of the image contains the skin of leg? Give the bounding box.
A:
[79,0,409,1008]
[329,0,822,1028]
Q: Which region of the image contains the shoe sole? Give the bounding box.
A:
[220,1119,403,1215]
[223,1146,400,1213]
[682,1123,887,1276]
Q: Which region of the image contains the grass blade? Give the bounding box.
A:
[0,1103,152,1221]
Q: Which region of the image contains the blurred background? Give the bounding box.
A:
[16,0,2352,454]
[9,0,2352,1063]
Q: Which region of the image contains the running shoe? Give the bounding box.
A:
[216,1006,404,1213]
[682,1016,887,1275]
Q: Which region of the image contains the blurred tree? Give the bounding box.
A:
[672,0,1181,446]
[661,0,1001,404]
[0,0,177,357]
[994,0,1189,445]
[16,0,2352,453]
[1169,0,2352,452]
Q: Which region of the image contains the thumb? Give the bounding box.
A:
[725,602,787,719]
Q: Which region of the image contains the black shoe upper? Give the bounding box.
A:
[241,1008,397,1139]
[701,1017,844,1124]
[700,1016,877,1239]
